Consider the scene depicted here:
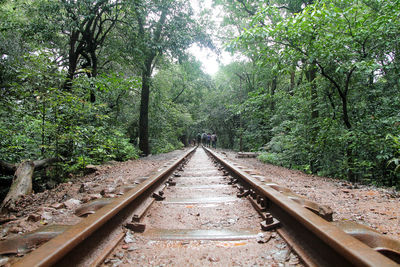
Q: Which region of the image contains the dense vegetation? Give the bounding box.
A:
[0,0,213,197]
[211,0,400,188]
[0,0,399,200]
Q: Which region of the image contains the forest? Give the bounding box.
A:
[1,0,399,203]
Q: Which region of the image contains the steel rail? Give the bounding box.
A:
[13,147,196,267]
[204,147,398,267]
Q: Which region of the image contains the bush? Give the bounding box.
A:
[258,152,283,166]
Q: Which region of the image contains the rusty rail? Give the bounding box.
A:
[204,147,398,267]
[13,147,196,267]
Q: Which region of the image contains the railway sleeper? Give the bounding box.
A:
[124,222,146,233]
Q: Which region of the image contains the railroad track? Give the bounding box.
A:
[7,147,400,266]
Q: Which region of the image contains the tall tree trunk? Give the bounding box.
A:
[341,95,351,130]
[63,31,80,91]
[290,65,295,95]
[306,64,319,173]
[340,93,355,182]
[89,51,98,103]
[270,76,277,111]
[136,5,167,156]
[138,57,153,156]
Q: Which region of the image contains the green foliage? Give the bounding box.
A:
[0,0,214,200]
[149,60,211,154]
[258,152,283,166]
[2,0,399,200]
[386,134,400,173]
[213,0,400,188]
[0,49,140,182]
[149,100,189,154]
[66,127,139,173]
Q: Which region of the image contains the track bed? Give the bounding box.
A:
[8,147,399,266]
[102,148,300,266]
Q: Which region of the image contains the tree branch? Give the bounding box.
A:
[314,60,345,98]
[172,85,186,103]
[236,0,266,26]
[0,160,16,175]
[33,157,61,170]
[0,157,61,176]
[237,0,255,15]
[344,66,357,94]
[134,0,145,36]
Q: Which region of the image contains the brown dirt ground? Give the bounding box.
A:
[0,146,399,265]
[0,149,188,242]
[218,149,400,241]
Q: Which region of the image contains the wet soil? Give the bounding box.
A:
[0,149,188,264]
[1,146,398,266]
[219,149,400,241]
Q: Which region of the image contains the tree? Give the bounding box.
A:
[0,1,142,203]
[0,158,60,213]
[33,0,123,101]
[213,0,400,186]
[125,0,212,155]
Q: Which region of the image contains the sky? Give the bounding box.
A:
[188,45,233,76]
[188,0,234,75]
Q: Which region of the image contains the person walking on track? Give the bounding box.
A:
[211,133,217,148]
